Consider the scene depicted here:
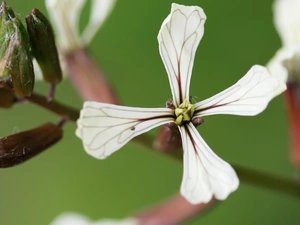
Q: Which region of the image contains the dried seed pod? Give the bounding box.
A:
[0,123,62,168]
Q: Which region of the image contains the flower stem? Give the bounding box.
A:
[25,92,79,121]
[234,164,300,199]
[285,82,300,169]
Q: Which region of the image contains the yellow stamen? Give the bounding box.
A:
[175,99,194,126]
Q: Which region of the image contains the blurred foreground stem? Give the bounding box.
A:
[65,49,119,104]
[135,194,217,225]
[134,136,300,199]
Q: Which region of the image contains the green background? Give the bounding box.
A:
[1,0,299,224]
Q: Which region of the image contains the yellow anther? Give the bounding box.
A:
[174,99,195,126]
[175,108,184,117]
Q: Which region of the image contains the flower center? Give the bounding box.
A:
[175,99,194,126]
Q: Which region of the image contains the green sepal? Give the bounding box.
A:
[0,2,34,97]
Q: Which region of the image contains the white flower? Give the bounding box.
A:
[34,0,116,80]
[50,213,139,225]
[267,0,300,83]
[273,0,300,47]
[76,3,286,204]
[45,0,116,52]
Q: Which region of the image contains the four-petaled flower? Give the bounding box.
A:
[76,3,286,204]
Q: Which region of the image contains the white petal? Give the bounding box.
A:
[46,0,86,51]
[92,218,140,225]
[267,46,300,83]
[50,213,140,225]
[273,0,300,46]
[158,3,206,106]
[33,59,43,80]
[194,65,286,117]
[50,213,91,225]
[179,124,239,204]
[76,102,174,159]
[81,0,116,45]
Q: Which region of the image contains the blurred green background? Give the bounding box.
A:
[1,0,299,224]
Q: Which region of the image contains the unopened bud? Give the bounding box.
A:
[26,8,62,84]
[192,117,204,127]
[154,122,182,152]
[0,2,34,97]
[0,87,15,108]
[166,100,175,109]
[0,123,62,168]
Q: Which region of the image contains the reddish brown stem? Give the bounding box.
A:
[65,49,119,104]
[25,92,79,121]
[285,82,300,168]
[135,194,216,225]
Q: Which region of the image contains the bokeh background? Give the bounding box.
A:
[1,0,299,224]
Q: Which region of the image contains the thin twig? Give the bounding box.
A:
[25,92,79,121]
[234,164,300,199]
[134,134,300,200]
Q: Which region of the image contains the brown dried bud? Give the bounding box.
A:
[0,123,62,168]
[166,100,175,109]
[192,117,204,127]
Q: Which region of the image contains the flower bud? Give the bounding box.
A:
[0,123,62,168]
[154,122,182,152]
[26,8,62,84]
[0,2,34,97]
